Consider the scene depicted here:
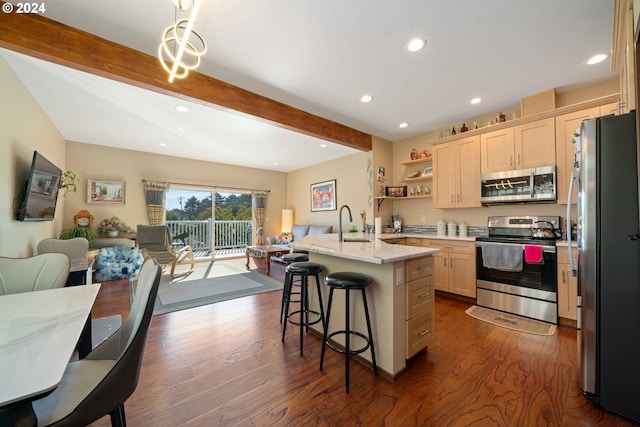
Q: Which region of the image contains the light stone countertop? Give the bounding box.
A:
[288,233,439,264]
[556,240,578,247]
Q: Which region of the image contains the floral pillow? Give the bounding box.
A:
[276,232,293,244]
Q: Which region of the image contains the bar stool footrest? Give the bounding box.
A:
[325,330,372,355]
[286,309,323,327]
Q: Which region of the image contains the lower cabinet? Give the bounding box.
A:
[405,256,434,358]
[425,240,476,298]
[556,246,578,321]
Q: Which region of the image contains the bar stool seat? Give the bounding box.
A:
[319,271,378,393]
[279,253,310,323]
[281,261,325,356]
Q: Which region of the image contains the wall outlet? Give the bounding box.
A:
[396,267,404,286]
[420,215,426,224]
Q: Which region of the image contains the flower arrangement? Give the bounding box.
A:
[98,216,135,235]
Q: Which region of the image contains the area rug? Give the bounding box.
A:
[465,305,557,336]
[134,262,283,315]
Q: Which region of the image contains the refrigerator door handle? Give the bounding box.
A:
[567,168,578,276]
[627,234,640,240]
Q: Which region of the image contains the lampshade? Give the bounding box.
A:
[281,209,294,233]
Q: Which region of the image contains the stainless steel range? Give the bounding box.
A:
[475,215,561,324]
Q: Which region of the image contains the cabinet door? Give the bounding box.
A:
[514,117,556,169]
[600,102,619,116]
[555,107,600,204]
[455,136,481,208]
[480,127,514,173]
[432,251,448,291]
[557,265,578,320]
[433,143,455,208]
[449,252,476,298]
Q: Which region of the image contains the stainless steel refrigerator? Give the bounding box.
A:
[567,111,640,422]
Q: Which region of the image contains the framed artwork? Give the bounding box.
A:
[377,165,385,182]
[385,186,408,197]
[422,166,433,176]
[311,179,337,211]
[87,179,126,204]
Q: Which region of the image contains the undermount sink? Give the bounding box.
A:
[342,237,371,243]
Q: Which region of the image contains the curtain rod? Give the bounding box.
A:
[141,179,270,193]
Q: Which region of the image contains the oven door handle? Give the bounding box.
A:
[475,241,556,253]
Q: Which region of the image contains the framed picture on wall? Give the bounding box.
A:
[87,179,126,204]
[311,179,337,211]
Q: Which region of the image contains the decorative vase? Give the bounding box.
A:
[107,230,118,237]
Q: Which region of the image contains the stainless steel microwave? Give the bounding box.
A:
[480,165,556,204]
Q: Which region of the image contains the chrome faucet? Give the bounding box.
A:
[338,204,352,242]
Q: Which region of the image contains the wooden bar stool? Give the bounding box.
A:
[281,261,325,356]
[319,271,378,392]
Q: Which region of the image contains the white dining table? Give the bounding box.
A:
[0,284,101,408]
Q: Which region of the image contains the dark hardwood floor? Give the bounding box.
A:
[87,258,639,427]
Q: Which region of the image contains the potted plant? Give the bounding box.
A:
[60,209,97,243]
[98,216,135,237]
[60,225,97,243]
[59,170,79,196]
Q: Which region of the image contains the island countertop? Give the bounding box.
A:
[288,233,439,264]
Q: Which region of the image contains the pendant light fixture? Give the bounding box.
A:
[158,0,207,83]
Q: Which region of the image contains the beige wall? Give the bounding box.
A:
[0,55,67,257]
[286,150,372,234]
[63,142,288,239]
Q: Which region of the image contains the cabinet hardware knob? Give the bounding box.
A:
[419,330,430,336]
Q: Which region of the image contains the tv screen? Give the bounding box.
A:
[16,151,62,221]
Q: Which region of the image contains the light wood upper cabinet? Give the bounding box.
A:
[480,128,515,173]
[480,118,555,174]
[599,102,619,117]
[433,135,481,208]
[555,107,600,205]
[513,117,556,169]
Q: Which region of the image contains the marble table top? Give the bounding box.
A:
[0,283,100,407]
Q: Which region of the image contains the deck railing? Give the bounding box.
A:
[166,219,252,255]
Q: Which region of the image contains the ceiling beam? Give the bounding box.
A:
[0,5,372,151]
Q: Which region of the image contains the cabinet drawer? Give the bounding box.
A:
[557,246,577,264]
[406,275,434,319]
[429,239,475,254]
[406,256,434,281]
[406,309,434,358]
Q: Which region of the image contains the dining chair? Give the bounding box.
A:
[137,224,195,277]
[30,258,162,427]
[0,253,69,295]
[37,237,89,261]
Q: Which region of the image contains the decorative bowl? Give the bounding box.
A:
[107,230,119,237]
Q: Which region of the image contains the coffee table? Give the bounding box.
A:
[245,245,291,275]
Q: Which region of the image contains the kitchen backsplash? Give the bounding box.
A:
[402,224,488,237]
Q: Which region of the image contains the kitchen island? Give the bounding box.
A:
[289,233,439,380]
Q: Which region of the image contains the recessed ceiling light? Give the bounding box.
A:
[175,105,189,112]
[470,97,482,104]
[361,95,373,103]
[159,143,167,147]
[320,144,327,148]
[399,122,409,128]
[407,37,426,52]
[587,54,607,65]
[273,162,279,165]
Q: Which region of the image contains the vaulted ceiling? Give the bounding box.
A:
[0,0,616,172]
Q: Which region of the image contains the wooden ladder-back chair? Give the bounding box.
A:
[136,225,195,277]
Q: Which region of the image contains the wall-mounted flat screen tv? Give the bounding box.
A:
[16,151,62,221]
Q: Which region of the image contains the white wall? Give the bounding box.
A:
[0,55,67,257]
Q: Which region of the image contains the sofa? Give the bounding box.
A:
[267,224,332,262]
